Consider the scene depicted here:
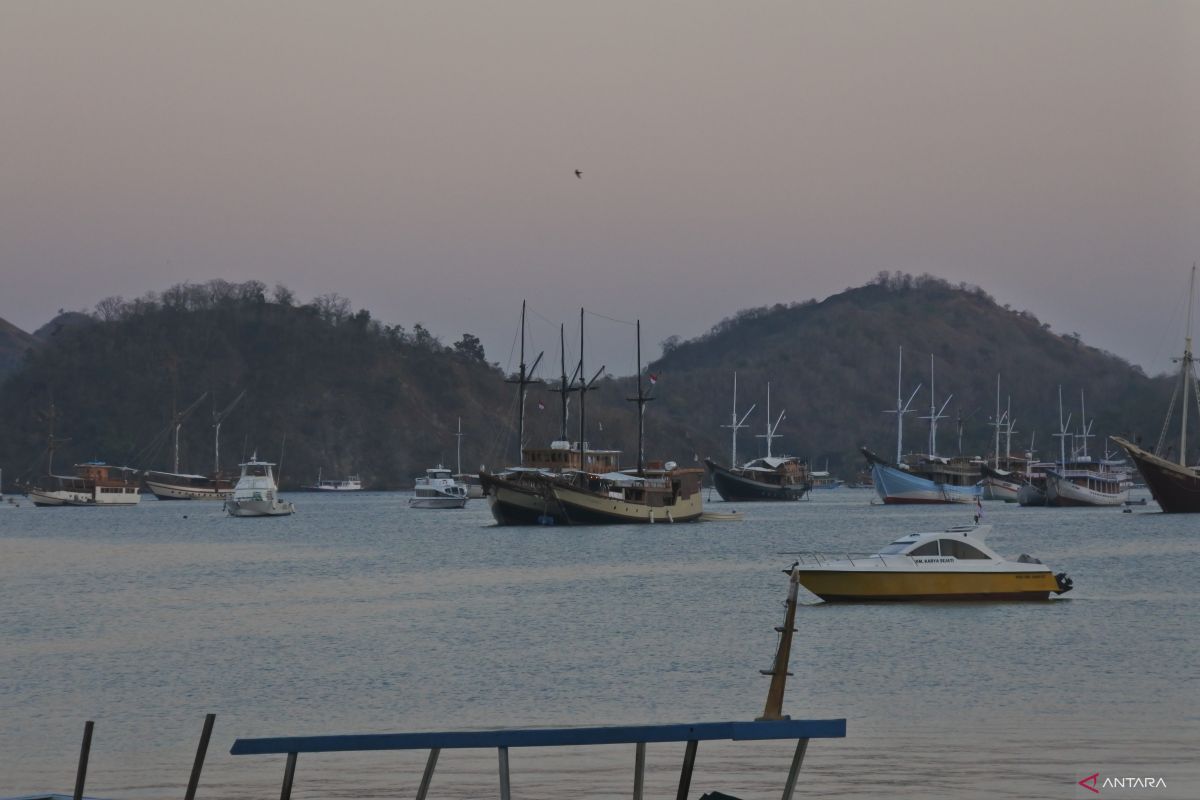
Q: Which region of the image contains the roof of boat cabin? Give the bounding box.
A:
[883,525,997,550]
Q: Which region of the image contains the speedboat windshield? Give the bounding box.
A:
[877,541,912,555]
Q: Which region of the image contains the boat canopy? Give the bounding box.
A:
[874,525,999,559]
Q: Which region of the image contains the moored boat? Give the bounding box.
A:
[30,462,142,507]
[144,390,245,501]
[549,462,705,524]
[790,524,1073,602]
[224,455,294,517]
[1111,267,1200,512]
[304,469,363,491]
[409,467,469,508]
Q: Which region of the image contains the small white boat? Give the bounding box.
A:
[410,467,468,509]
[305,469,363,491]
[224,455,294,517]
[790,524,1073,602]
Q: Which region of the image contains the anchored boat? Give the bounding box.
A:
[409,467,469,509]
[224,455,294,517]
[790,524,1073,602]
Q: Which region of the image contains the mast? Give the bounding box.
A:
[505,301,543,467]
[1078,390,1093,459]
[550,324,580,443]
[885,346,921,464]
[626,320,654,475]
[755,383,784,458]
[1053,386,1073,468]
[722,373,755,466]
[920,354,951,458]
[1181,265,1196,466]
[992,374,1002,468]
[575,308,605,471]
[212,390,246,476]
[455,417,464,476]
[1004,397,1015,463]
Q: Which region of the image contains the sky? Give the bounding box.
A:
[2,1,1198,377]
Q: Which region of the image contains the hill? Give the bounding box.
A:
[0,317,40,381]
[0,274,1180,489]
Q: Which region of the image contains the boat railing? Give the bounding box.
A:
[791,551,894,568]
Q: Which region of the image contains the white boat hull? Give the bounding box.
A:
[225,496,294,516]
[30,487,141,507]
[1045,472,1128,507]
[145,479,232,501]
[409,496,468,509]
[981,476,1021,502]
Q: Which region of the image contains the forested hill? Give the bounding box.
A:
[0,317,40,380]
[624,273,1174,475]
[0,275,1179,489]
[0,281,519,489]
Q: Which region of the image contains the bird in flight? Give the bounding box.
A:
[575,170,582,179]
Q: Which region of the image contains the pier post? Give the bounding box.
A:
[780,738,809,800]
[632,741,646,800]
[73,720,94,800]
[498,746,511,800]
[675,739,698,800]
[416,747,440,800]
[184,713,216,800]
[280,752,297,800]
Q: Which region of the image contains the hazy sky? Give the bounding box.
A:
[2,1,1198,377]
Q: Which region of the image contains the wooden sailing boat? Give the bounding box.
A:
[1112,266,1200,512]
[28,403,141,507]
[1044,387,1130,507]
[144,390,245,500]
[705,377,812,501]
[478,303,619,524]
[548,314,704,524]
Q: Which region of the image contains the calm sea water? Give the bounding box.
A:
[0,489,1196,799]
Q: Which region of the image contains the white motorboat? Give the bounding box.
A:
[224,455,294,517]
[305,469,363,491]
[790,524,1074,602]
[410,467,468,509]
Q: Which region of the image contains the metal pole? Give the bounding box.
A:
[73,720,94,800]
[780,738,810,800]
[416,747,440,800]
[280,752,297,800]
[633,741,646,800]
[184,713,216,800]
[498,746,512,800]
[675,739,698,800]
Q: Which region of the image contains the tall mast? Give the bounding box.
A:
[1181,265,1196,466]
[756,383,785,458]
[992,374,1002,468]
[549,324,580,443]
[505,301,543,466]
[1078,390,1093,459]
[885,346,921,464]
[722,373,755,466]
[1053,385,1073,468]
[920,354,951,458]
[455,417,464,476]
[1004,397,1015,463]
[626,320,654,475]
[212,390,245,476]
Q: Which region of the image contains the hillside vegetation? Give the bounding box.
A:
[0,274,1178,489]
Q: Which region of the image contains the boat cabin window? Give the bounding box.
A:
[938,539,990,559]
[908,541,940,557]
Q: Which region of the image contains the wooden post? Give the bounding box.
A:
[632,741,646,800]
[73,720,94,800]
[780,738,809,800]
[280,752,297,800]
[498,746,511,800]
[416,747,440,800]
[759,568,801,720]
[675,739,697,800]
[184,713,216,800]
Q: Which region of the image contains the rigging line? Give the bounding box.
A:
[584,309,637,326]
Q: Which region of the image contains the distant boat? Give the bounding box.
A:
[863,350,982,505]
[1113,266,1200,512]
[224,454,294,517]
[144,391,245,501]
[31,462,141,507]
[1041,387,1130,507]
[304,469,363,491]
[809,466,844,490]
[704,376,812,502]
[409,466,468,509]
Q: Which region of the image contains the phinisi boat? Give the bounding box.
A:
[1113,267,1200,512]
[1042,387,1130,507]
[979,376,1026,502]
[705,377,812,501]
[863,350,982,504]
[224,455,294,517]
[30,462,142,507]
[546,314,704,525]
[143,391,245,500]
[789,524,1074,602]
[479,304,618,525]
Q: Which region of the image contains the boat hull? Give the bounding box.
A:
[704,460,809,502]
[145,478,232,501]
[30,488,141,507]
[1017,483,1048,506]
[478,473,567,525]
[551,483,703,525]
[794,569,1059,602]
[1044,471,1128,507]
[870,463,982,505]
[1112,436,1200,513]
[225,497,294,516]
[409,496,468,509]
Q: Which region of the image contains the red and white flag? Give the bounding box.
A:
[537,400,545,411]
[648,373,658,385]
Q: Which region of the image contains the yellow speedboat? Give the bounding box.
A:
[791,525,1073,602]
